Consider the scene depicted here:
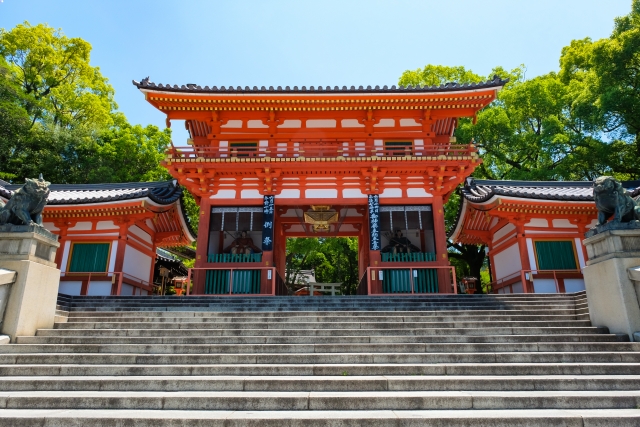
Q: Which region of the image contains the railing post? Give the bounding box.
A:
[229,268,234,295]
[520,270,527,294]
[409,268,415,294]
[115,272,123,296]
[186,268,192,296]
[271,268,275,296]
[554,270,559,293]
[368,268,372,295]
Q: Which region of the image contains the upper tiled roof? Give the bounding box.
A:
[461,178,640,204]
[0,180,183,206]
[132,75,509,94]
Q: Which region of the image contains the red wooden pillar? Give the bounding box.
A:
[515,219,532,293]
[193,198,212,295]
[432,194,451,293]
[487,243,498,293]
[112,218,133,296]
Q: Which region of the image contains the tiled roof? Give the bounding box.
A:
[460,179,640,204]
[132,75,508,94]
[0,180,183,205]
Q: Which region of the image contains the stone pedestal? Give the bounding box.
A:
[583,228,640,340]
[0,225,60,342]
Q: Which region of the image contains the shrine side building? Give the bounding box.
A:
[450,178,640,294]
[0,180,195,296]
[133,77,508,294]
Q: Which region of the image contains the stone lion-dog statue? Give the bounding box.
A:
[0,175,50,227]
[593,176,640,225]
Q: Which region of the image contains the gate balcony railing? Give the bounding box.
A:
[365,266,457,295]
[186,266,276,296]
[166,143,477,162]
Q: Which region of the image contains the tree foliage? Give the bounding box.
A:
[0,22,115,129]
[0,21,199,235]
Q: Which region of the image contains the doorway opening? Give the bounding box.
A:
[285,237,359,296]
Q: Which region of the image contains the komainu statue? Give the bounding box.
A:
[594,176,640,225]
[0,175,50,227]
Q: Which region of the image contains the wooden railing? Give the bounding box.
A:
[366,266,457,295]
[186,266,276,296]
[166,143,477,161]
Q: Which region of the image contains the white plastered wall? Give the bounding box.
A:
[122,245,153,283]
[493,243,522,280]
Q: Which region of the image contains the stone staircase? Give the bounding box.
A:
[0,291,639,425]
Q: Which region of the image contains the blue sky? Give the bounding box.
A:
[0,0,632,143]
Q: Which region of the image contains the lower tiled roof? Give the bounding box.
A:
[0,180,183,205]
[461,178,640,204]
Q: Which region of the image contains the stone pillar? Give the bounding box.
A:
[0,225,60,342]
[582,227,640,341]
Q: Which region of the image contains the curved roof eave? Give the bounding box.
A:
[132,76,509,96]
[448,196,469,243]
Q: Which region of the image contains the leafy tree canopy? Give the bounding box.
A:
[0,21,199,234]
[0,22,115,130]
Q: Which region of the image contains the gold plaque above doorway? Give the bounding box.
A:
[304,205,339,232]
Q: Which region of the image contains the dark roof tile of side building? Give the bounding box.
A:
[461,178,640,204]
[132,75,509,94]
[0,180,184,206]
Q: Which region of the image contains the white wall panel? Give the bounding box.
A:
[60,241,71,272]
[493,223,516,243]
[564,278,586,292]
[123,245,152,283]
[533,279,558,293]
[129,226,152,245]
[493,243,522,279]
[86,281,113,296]
[58,281,82,295]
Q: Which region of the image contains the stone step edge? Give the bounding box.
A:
[0,408,637,426]
[0,390,638,411]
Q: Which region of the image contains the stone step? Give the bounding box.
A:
[63,314,585,322]
[47,326,611,338]
[2,341,638,354]
[0,375,637,392]
[0,390,638,410]
[53,321,597,330]
[17,333,629,345]
[64,295,579,301]
[0,408,637,427]
[66,309,583,317]
[65,299,578,305]
[1,352,639,366]
[1,362,639,376]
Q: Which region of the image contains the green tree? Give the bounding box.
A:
[0,56,30,181]
[0,21,115,129]
[559,0,640,178]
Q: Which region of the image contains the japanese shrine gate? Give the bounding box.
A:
[134,77,506,295]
